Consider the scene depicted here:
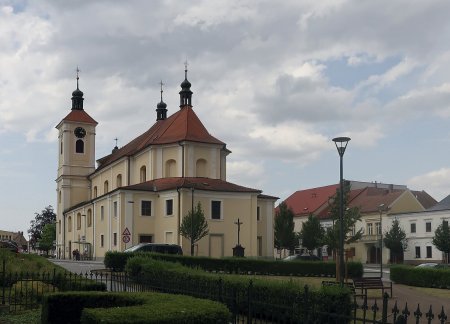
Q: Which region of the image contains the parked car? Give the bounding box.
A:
[415,263,439,268]
[124,243,183,255]
[0,240,19,253]
[283,254,321,261]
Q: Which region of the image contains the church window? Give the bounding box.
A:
[141,201,152,216]
[100,206,104,221]
[75,139,84,153]
[60,141,63,155]
[140,166,147,182]
[196,159,207,177]
[104,181,109,194]
[76,213,81,230]
[87,209,92,227]
[211,200,222,220]
[58,191,62,204]
[166,199,173,216]
[113,201,118,218]
[257,206,260,221]
[100,235,104,248]
[113,233,117,246]
[93,186,98,198]
[165,159,176,177]
[116,174,122,188]
[68,216,72,232]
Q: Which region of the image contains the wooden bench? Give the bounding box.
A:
[352,277,392,298]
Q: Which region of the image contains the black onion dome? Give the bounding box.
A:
[180,78,191,89]
[72,87,84,97]
[157,100,167,109]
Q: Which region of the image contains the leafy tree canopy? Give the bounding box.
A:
[39,223,56,255]
[432,220,450,258]
[384,218,407,254]
[28,206,56,250]
[179,202,209,256]
[274,202,297,252]
[300,214,325,253]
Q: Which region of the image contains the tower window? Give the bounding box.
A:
[116,174,122,188]
[76,139,84,153]
[104,181,109,194]
[140,166,147,182]
[93,186,97,198]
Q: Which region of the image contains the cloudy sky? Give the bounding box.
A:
[2,0,450,235]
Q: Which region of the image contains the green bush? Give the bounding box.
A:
[390,265,450,288]
[125,258,352,323]
[107,251,363,278]
[41,291,230,324]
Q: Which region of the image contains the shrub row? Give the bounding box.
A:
[41,291,231,324]
[125,257,352,323]
[104,251,363,278]
[390,265,450,289]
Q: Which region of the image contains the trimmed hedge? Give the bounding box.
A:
[390,265,450,289]
[125,257,352,323]
[41,291,231,324]
[105,251,363,278]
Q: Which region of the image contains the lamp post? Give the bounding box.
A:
[378,204,385,278]
[191,187,194,256]
[332,136,351,286]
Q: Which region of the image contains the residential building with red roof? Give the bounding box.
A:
[282,181,437,264]
[55,68,277,260]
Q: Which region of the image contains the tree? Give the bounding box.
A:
[274,202,297,257]
[38,223,56,256]
[322,181,362,281]
[300,214,325,254]
[432,220,450,263]
[179,202,209,256]
[28,206,56,250]
[384,218,407,264]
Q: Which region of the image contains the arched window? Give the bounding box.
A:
[165,159,176,177]
[104,181,109,194]
[68,216,72,232]
[76,213,81,230]
[196,159,207,177]
[140,166,146,182]
[76,139,84,153]
[93,186,98,198]
[116,174,122,188]
[87,209,92,227]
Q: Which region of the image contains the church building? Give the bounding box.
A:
[55,68,277,260]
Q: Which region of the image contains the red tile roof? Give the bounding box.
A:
[58,110,98,126]
[95,106,224,172]
[283,184,339,216]
[125,177,261,193]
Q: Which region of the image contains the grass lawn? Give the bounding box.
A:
[0,309,41,324]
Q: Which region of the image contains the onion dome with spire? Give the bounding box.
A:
[179,62,193,108]
[156,80,168,120]
[71,67,84,110]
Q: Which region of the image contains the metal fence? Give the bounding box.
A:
[1,265,448,323]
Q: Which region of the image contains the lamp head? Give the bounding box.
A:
[332,137,351,156]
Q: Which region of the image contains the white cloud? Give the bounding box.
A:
[408,168,450,201]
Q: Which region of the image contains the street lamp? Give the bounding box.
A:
[378,203,385,278]
[332,136,351,286]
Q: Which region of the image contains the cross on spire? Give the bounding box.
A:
[76,66,81,89]
[114,138,118,147]
[184,59,189,78]
[159,80,164,101]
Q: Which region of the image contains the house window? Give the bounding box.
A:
[75,139,84,153]
[139,235,153,243]
[100,206,104,221]
[375,222,381,235]
[113,233,117,246]
[426,246,432,258]
[411,223,416,233]
[87,209,92,227]
[140,166,146,182]
[113,202,118,218]
[166,199,173,216]
[257,206,260,221]
[425,222,431,232]
[141,201,152,216]
[76,213,81,230]
[211,200,222,220]
[367,223,373,235]
[100,235,104,248]
[415,246,421,258]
